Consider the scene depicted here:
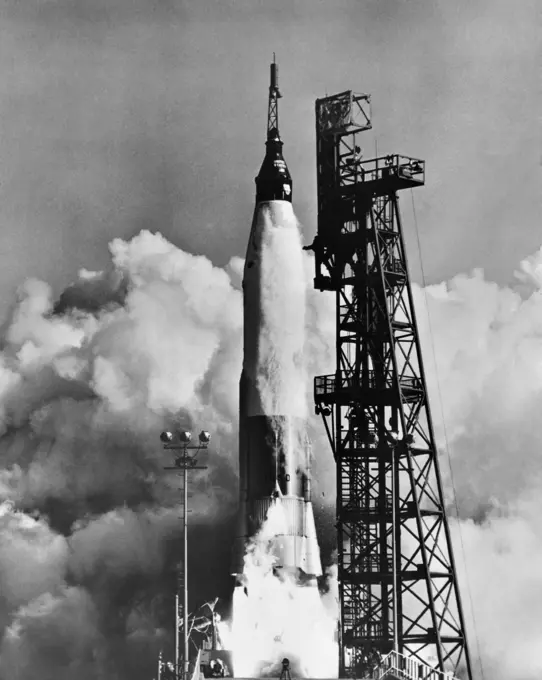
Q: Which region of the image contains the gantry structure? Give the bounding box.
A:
[306,91,473,680]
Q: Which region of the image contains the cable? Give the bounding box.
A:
[409,189,486,680]
[372,97,378,159]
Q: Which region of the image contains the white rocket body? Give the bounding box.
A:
[232,200,322,582]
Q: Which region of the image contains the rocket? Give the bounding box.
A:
[231,57,322,584]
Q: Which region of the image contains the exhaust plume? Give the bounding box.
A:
[223,504,338,679]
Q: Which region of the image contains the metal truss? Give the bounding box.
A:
[316,91,372,138]
[268,86,280,136]
[309,92,473,680]
[267,59,282,136]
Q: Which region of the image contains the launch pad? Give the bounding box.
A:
[205,650,456,680]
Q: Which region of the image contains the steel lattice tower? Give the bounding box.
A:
[306,91,473,680]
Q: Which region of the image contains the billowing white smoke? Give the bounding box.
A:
[0,225,541,679]
[221,504,338,679]
[1,586,105,680]
[411,255,542,680]
[0,231,245,679]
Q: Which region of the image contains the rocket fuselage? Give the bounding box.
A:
[232,62,321,582]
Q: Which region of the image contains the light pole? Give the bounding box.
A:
[161,428,211,680]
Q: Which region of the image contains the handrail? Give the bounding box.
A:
[373,650,458,680]
[337,154,425,188]
[314,372,422,397]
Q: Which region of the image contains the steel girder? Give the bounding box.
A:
[311,93,473,680]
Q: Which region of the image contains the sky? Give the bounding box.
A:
[0,0,539,322]
[0,1,540,679]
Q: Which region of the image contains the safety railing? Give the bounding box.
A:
[338,154,425,188]
[341,495,393,516]
[371,650,458,680]
[314,373,422,399]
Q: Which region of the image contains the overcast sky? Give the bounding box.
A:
[0,0,539,318]
[0,4,540,676]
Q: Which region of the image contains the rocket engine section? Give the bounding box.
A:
[231,59,321,584]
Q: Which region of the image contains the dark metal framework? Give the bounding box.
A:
[309,91,473,679]
[267,56,282,136]
[267,85,280,136]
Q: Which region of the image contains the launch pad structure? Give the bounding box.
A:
[307,91,474,680]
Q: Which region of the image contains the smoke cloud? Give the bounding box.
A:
[0,230,245,679]
[412,253,542,680]
[0,227,540,678]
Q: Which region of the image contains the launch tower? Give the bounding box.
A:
[306,91,473,679]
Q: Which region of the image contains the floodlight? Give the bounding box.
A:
[199,430,211,444]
